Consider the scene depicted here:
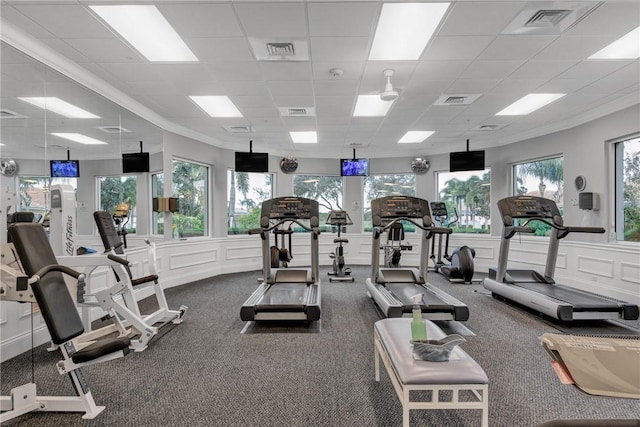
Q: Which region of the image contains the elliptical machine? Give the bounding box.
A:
[326,210,354,282]
[429,202,476,283]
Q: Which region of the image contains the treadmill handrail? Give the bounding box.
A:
[522,218,606,239]
[377,217,449,237]
[255,218,319,235]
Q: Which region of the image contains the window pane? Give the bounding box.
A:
[173,160,208,238]
[152,172,164,235]
[98,176,137,233]
[616,137,640,242]
[227,170,274,235]
[436,169,491,234]
[363,174,416,232]
[293,175,343,231]
[513,157,563,236]
[18,177,77,223]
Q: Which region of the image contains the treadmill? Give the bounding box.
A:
[240,197,321,322]
[483,195,639,322]
[365,195,470,321]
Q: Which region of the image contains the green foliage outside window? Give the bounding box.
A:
[173,160,207,237]
[227,171,273,235]
[294,175,343,232]
[364,175,416,232]
[438,170,491,234]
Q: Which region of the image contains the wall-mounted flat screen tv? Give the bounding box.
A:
[340,158,369,177]
[50,160,79,178]
[122,152,150,173]
[449,150,485,172]
[235,152,269,173]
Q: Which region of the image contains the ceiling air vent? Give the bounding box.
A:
[0,109,26,119]
[433,94,482,106]
[471,124,508,132]
[503,1,602,35]
[223,125,254,133]
[96,125,132,134]
[278,107,316,117]
[249,38,310,61]
[266,43,295,57]
[524,10,571,27]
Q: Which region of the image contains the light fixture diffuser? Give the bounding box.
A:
[369,3,450,60]
[353,95,395,117]
[589,26,640,59]
[290,131,318,144]
[90,5,197,62]
[18,97,99,118]
[496,93,566,116]
[51,133,108,145]
[190,96,243,118]
[398,131,435,143]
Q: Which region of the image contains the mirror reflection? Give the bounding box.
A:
[1,41,163,247]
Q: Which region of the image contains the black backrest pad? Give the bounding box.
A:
[94,211,124,255]
[8,223,85,344]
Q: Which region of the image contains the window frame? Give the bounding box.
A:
[227,169,275,235]
[435,168,491,234]
[172,157,210,238]
[611,134,640,243]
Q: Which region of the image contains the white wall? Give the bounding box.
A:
[2,105,639,362]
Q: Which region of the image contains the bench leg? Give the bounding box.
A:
[402,389,409,427]
[374,343,380,382]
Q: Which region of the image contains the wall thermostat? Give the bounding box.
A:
[579,192,599,211]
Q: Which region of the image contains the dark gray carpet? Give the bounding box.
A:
[2,266,639,427]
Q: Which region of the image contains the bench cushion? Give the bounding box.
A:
[375,318,488,385]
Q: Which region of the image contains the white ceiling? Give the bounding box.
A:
[1,0,638,161]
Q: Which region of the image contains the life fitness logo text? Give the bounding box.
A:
[65,215,74,256]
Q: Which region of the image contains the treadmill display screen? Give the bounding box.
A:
[497,196,560,223]
[371,196,431,226]
[263,197,319,220]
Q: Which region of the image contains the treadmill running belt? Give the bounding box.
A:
[385,282,456,312]
[514,282,625,310]
[256,283,307,308]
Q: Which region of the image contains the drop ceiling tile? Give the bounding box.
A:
[534,36,618,61]
[234,3,308,38]
[159,3,244,38]
[313,80,359,97]
[206,62,263,82]
[413,60,471,81]
[439,2,524,36]
[187,38,254,62]
[222,82,271,97]
[38,38,91,63]
[578,79,640,95]
[308,2,378,37]
[479,35,557,60]
[310,37,371,62]
[259,62,313,81]
[489,79,547,94]
[460,60,525,80]
[311,62,365,80]
[231,96,274,109]
[14,5,113,38]
[271,95,315,107]
[564,2,640,37]
[315,96,356,117]
[63,38,143,63]
[509,60,578,80]
[535,79,593,93]
[423,36,496,60]
[446,79,500,93]
[98,63,164,82]
[267,80,313,96]
[557,60,633,80]
[602,61,640,81]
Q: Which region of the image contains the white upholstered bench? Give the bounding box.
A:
[374,318,489,427]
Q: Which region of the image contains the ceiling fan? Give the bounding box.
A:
[380,69,399,101]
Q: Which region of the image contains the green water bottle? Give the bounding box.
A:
[410,295,428,341]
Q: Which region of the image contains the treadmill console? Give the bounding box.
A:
[429,202,448,218]
[497,196,561,223]
[262,197,319,221]
[371,196,430,227]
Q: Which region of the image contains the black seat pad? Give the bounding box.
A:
[71,336,131,363]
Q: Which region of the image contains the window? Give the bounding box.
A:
[363,174,416,232]
[173,159,208,238]
[17,177,77,222]
[293,175,343,231]
[98,176,137,233]
[436,169,491,233]
[615,136,640,242]
[513,156,563,236]
[227,170,274,235]
[151,172,164,235]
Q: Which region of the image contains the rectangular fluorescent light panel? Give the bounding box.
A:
[51,133,108,145]
[369,3,450,60]
[290,131,318,144]
[18,97,99,118]
[589,26,640,59]
[90,5,197,62]
[353,95,394,117]
[398,131,435,143]
[190,96,243,118]
[496,93,565,116]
